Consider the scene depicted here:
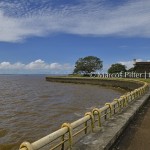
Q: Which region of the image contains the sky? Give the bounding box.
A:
[0,0,150,74]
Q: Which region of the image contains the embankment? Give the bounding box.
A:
[45,77,143,91]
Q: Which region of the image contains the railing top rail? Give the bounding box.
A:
[32,127,68,149]
[71,115,90,129]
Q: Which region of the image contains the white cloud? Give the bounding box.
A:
[0,61,25,69]
[0,59,73,74]
[49,63,62,70]
[26,59,46,70]
[0,0,150,42]
[119,59,147,69]
[119,60,135,69]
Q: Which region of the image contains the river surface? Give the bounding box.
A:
[0,75,124,150]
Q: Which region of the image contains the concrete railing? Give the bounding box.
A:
[19,80,149,150]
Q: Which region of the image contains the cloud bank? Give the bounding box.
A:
[0,59,73,74]
[0,0,150,42]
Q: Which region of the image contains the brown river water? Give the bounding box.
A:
[0,75,124,150]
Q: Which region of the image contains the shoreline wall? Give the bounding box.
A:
[45,77,143,91]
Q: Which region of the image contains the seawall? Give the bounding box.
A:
[45,77,143,91]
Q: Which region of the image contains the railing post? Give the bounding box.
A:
[114,99,121,112]
[61,123,73,150]
[92,108,101,127]
[19,142,33,150]
[105,103,112,118]
[85,112,94,132]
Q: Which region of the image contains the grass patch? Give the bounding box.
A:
[131,78,150,83]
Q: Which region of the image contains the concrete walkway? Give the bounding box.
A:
[112,93,150,150]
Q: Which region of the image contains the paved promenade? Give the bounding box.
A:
[113,91,150,150]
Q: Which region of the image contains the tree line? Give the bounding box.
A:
[73,56,134,76]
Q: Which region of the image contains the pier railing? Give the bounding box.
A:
[19,81,149,150]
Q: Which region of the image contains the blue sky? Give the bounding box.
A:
[0,0,150,74]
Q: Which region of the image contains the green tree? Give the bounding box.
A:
[128,67,135,72]
[108,63,127,73]
[73,56,103,75]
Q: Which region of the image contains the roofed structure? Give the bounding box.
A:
[134,61,150,73]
